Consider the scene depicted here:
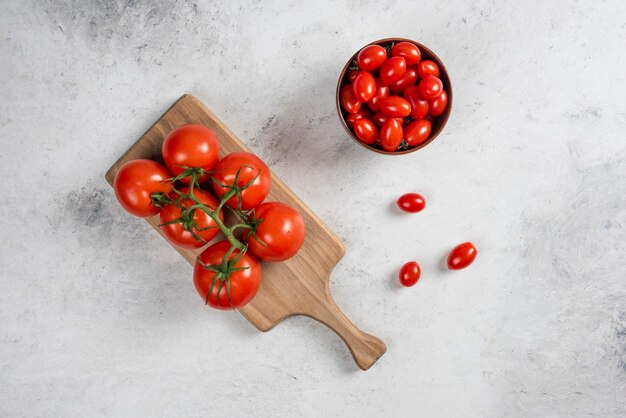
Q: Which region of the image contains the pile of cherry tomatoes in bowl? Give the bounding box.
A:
[337,38,452,154]
[113,124,306,310]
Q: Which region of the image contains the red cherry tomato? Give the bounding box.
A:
[162,124,220,184]
[403,86,430,120]
[379,118,403,152]
[353,71,376,102]
[399,261,421,287]
[347,69,359,82]
[417,60,440,78]
[397,193,426,213]
[367,79,389,112]
[211,152,271,211]
[247,202,306,262]
[345,107,373,128]
[418,76,443,100]
[379,56,407,86]
[353,118,379,145]
[357,45,387,72]
[371,112,403,128]
[404,119,432,147]
[447,242,478,270]
[390,67,418,94]
[429,90,448,117]
[391,42,421,66]
[113,159,173,217]
[340,84,362,114]
[378,96,411,118]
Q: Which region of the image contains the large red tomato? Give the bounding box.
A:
[247,202,306,262]
[114,159,173,217]
[211,152,271,211]
[162,124,220,183]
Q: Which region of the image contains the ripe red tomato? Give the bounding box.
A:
[399,261,421,287]
[159,187,224,249]
[114,159,173,217]
[378,96,411,118]
[429,90,448,117]
[247,202,305,262]
[403,86,429,120]
[212,152,271,211]
[353,118,379,145]
[162,124,220,183]
[418,76,443,100]
[379,56,407,86]
[417,60,440,78]
[397,193,426,213]
[447,242,478,270]
[353,71,376,102]
[340,84,362,114]
[193,241,261,310]
[379,118,403,152]
[356,45,387,71]
[391,42,421,66]
[390,67,418,94]
[367,79,389,112]
[345,107,373,127]
[347,69,359,82]
[371,112,403,128]
[404,119,432,147]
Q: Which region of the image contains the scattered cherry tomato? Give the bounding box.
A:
[113,159,173,217]
[404,119,432,147]
[162,124,220,183]
[367,79,389,112]
[429,90,448,117]
[390,67,418,94]
[353,71,377,102]
[396,193,426,213]
[357,45,387,71]
[399,261,421,287]
[417,60,440,78]
[447,242,478,270]
[403,86,429,120]
[211,152,271,211]
[378,96,412,118]
[247,202,306,262]
[379,118,403,151]
[391,42,421,66]
[345,107,373,128]
[353,118,379,144]
[418,76,443,100]
[347,69,359,82]
[371,112,403,128]
[340,84,362,114]
[379,56,407,86]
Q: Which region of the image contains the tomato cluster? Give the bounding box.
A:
[113,124,306,310]
[340,42,449,152]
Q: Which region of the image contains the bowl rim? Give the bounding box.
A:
[336,38,452,155]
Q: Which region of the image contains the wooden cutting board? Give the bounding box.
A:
[105,94,386,370]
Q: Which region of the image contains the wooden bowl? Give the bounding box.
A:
[336,38,452,155]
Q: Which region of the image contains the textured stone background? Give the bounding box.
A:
[1,0,625,416]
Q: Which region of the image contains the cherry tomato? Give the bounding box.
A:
[397,193,426,213]
[404,119,432,147]
[429,90,448,117]
[379,56,407,86]
[447,242,478,270]
[418,76,443,100]
[193,241,261,310]
[212,152,271,211]
[371,112,403,128]
[378,96,411,118]
[417,60,440,78]
[162,124,220,183]
[113,159,173,217]
[159,187,224,249]
[379,118,403,152]
[390,67,418,94]
[340,84,362,114]
[353,118,379,145]
[353,71,376,102]
[345,107,373,128]
[403,86,430,120]
[356,45,387,72]
[347,69,359,82]
[247,202,305,262]
[367,79,389,112]
[391,42,421,66]
[399,261,421,287]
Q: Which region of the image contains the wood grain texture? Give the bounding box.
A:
[105,94,386,370]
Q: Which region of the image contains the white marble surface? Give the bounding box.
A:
[1,0,626,416]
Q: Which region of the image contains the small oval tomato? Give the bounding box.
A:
[397,193,426,213]
[379,118,403,152]
[418,76,443,100]
[345,107,373,128]
[403,86,430,120]
[114,159,173,217]
[371,112,403,128]
[378,96,411,118]
[367,79,389,112]
[404,119,432,147]
[162,124,220,183]
[417,60,440,78]
[391,42,421,66]
[353,118,379,145]
[247,202,305,262]
[212,152,271,211]
[390,67,418,94]
[379,56,407,86]
[159,187,224,249]
[340,84,362,114]
[353,71,376,102]
[447,242,478,270]
[357,45,387,71]
[193,241,261,310]
[399,261,421,287]
[347,69,359,82]
[429,90,448,117]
